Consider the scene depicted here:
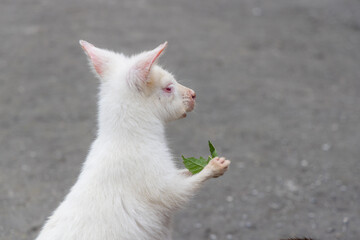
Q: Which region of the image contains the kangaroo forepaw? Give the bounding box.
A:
[205,157,230,178]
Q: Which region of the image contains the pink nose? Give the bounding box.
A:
[190,90,196,100]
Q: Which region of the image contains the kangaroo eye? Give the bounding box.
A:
[163,84,173,93]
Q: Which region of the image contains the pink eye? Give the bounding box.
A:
[163,84,173,93]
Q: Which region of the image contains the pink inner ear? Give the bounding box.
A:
[134,42,168,82]
[91,56,104,76]
[80,40,105,76]
[148,43,167,70]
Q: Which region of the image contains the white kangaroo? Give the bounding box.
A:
[35,41,231,240]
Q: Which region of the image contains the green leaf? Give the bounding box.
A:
[182,141,219,174]
[208,141,218,158]
[182,155,209,174]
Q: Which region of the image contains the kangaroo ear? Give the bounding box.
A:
[79,40,114,80]
[129,42,167,88]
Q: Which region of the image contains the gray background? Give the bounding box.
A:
[0,0,359,239]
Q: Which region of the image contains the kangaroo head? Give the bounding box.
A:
[80,41,196,124]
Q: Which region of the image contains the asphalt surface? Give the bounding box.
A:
[0,0,360,239]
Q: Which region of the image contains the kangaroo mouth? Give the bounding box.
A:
[184,99,195,113]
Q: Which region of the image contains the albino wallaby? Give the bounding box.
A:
[35,41,230,240]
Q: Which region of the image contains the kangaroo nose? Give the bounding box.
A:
[191,90,196,100]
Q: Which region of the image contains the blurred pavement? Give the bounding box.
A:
[0,0,360,239]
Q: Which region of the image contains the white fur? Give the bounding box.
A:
[35,41,230,240]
